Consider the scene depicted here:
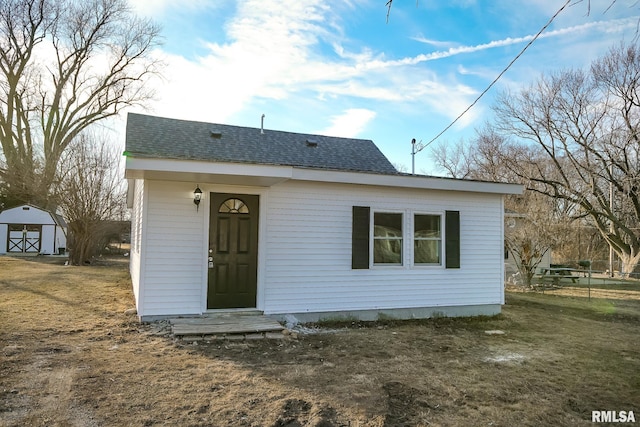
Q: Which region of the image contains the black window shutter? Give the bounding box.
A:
[445,210,460,269]
[352,206,370,269]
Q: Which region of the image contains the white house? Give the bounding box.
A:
[504,210,551,284]
[125,113,523,322]
[0,204,67,255]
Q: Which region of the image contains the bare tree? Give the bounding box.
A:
[432,124,580,284]
[430,139,474,179]
[431,128,532,183]
[505,192,570,286]
[490,42,640,276]
[0,0,160,208]
[391,162,409,173]
[554,218,609,267]
[56,132,126,265]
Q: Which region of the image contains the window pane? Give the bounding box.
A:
[414,214,441,265]
[374,213,402,236]
[219,198,249,214]
[414,240,441,264]
[374,239,402,264]
[374,212,402,264]
[415,215,440,238]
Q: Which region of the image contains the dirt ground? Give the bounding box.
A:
[1,256,639,427]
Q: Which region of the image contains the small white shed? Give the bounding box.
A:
[0,204,67,255]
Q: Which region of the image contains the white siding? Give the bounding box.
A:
[0,224,6,254]
[138,180,206,317]
[40,225,55,254]
[134,178,506,318]
[56,226,67,250]
[129,179,145,310]
[39,224,66,254]
[0,205,55,225]
[261,180,504,315]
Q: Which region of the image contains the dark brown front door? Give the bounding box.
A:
[207,193,259,309]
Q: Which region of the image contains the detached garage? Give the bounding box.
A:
[0,204,67,255]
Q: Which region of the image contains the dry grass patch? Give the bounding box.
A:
[1,256,639,426]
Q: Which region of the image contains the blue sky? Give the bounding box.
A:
[125,0,640,175]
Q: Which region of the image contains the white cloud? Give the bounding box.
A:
[318,108,377,137]
[128,0,212,17]
[410,36,457,49]
[135,0,638,136]
[134,0,492,127]
[141,0,340,123]
[408,17,638,66]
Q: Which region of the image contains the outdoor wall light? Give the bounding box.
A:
[193,185,202,211]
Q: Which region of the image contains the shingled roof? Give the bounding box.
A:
[125,113,398,175]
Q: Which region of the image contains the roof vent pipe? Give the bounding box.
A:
[261,114,265,134]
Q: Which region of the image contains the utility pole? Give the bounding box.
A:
[411,139,416,174]
[609,163,614,277]
[411,138,429,174]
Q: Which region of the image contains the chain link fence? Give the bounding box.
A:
[558,259,640,280]
[506,258,640,301]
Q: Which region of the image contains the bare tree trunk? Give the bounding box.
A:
[0,0,160,206]
[618,251,640,278]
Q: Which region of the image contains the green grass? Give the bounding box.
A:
[569,276,640,290]
[534,275,640,290]
[506,291,640,322]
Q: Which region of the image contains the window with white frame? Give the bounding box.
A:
[373,212,403,265]
[414,214,442,265]
[352,207,459,270]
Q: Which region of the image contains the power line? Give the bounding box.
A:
[420,0,574,150]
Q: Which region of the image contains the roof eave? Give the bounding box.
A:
[125,157,294,187]
[125,157,523,195]
[291,168,523,195]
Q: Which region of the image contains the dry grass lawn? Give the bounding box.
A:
[1,256,639,426]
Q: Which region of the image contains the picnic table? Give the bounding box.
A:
[539,266,579,284]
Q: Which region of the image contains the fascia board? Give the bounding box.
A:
[291,168,524,195]
[125,158,293,186]
[124,157,523,195]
